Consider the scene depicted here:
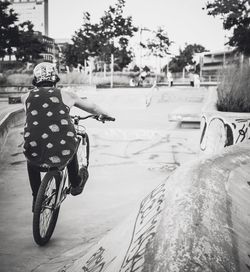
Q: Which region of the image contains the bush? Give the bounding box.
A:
[59,72,88,84]
[6,73,31,86]
[217,64,250,112]
[0,74,7,85]
[1,71,159,87]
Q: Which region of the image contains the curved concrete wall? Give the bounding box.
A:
[62,142,250,272]
[145,143,250,272]
[200,88,250,154]
[0,108,24,153]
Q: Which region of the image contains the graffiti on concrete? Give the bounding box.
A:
[200,115,250,152]
[80,183,166,272]
[119,183,166,272]
[246,254,250,270]
[82,247,116,272]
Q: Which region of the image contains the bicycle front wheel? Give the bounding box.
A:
[33,171,60,246]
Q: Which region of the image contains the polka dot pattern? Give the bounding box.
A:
[47,111,53,117]
[24,132,30,138]
[30,141,37,147]
[42,103,49,108]
[49,156,61,163]
[50,97,59,103]
[61,119,68,125]
[31,110,38,116]
[62,150,70,156]
[67,131,74,137]
[49,124,60,132]
[41,133,48,139]
[23,87,77,169]
[47,143,53,148]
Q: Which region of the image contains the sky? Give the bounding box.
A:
[49,0,229,54]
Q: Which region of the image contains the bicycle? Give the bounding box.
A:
[32,114,115,246]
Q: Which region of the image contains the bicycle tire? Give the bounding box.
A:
[33,171,61,246]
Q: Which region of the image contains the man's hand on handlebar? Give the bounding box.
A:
[95,114,115,123]
[70,114,115,123]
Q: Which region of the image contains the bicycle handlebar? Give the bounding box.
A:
[70,114,115,123]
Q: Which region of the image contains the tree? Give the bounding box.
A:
[15,21,45,62]
[204,0,250,56]
[62,43,78,67]
[72,12,100,62]
[169,43,206,72]
[64,0,138,70]
[113,37,134,70]
[142,27,172,58]
[0,1,19,59]
[98,0,137,67]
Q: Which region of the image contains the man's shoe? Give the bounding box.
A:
[71,167,89,196]
[79,166,89,184]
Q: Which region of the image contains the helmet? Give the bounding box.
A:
[33,62,59,86]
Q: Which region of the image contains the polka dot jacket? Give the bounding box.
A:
[23,87,78,169]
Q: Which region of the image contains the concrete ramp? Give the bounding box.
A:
[61,141,250,272]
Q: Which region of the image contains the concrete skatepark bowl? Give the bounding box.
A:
[1,87,248,272]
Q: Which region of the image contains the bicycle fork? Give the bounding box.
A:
[54,170,69,209]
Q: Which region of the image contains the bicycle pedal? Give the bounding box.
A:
[65,187,71,194]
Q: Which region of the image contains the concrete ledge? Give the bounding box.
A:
[62,142,250,272]
[168,107,201,123]
[200,88,250,154]
[0,108,24,153]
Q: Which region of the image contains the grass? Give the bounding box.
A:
[217,64,250,112]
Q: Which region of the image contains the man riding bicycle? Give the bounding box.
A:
[21,62,114,211]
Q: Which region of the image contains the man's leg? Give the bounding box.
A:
[27,162,41,198]
[67,153,81,188]
[68,153,89,196]
[27,162,41,212]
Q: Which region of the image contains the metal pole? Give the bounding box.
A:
[104,63,106,78]
[110,54,114,88]
[139,27,142,68]
[89,58,92,85]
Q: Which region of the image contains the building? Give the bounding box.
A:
[35,31,59,63]
[197,48,241,81]
[0,0,61,65]
[4,0,49,36]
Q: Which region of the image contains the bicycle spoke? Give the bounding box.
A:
[40,209,53,237]
[39,177,57,238]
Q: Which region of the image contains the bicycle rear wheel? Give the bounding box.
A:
[33,171,60,246]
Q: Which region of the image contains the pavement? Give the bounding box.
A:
[0,86,208,272]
